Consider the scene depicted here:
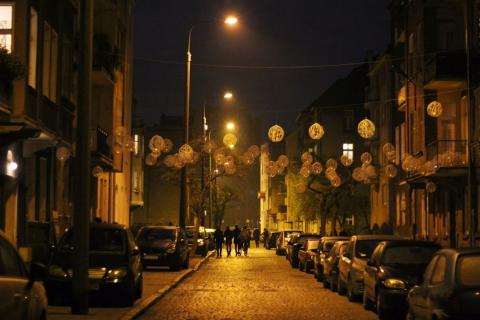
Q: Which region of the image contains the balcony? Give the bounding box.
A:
[0,80,12,111]
[424,50,467,90]
[92,34,119,86]
[91,127,113,169]
[425,140,468,178]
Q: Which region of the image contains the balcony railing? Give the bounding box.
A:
[94,127,112,160]
[427,140,468,168]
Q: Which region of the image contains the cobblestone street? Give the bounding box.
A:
[140,247,378,320]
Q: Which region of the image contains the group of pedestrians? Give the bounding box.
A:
[213,225,260,257]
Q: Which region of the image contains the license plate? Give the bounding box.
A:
[89,282,100,290]
[143,255,159,260]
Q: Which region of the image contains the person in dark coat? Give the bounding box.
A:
[253,228,260,248]
[233,225,241,256]
[262,228,269,248]
[214,226,224,258]
[224,226,234,257]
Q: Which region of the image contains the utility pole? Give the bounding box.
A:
[72,0,92,314]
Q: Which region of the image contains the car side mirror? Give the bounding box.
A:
[132,246,140,256]
[28,262,46,285]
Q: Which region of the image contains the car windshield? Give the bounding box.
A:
[307,240,319,250]
[355,240,382,259]
[285,231,301,238]
[138,228,176,241]
[63,228,126,254]
[382,246,439,265]
[298,236,319,245]
[458,254,480,287]
[323,241,335,252]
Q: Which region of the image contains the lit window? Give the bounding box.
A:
[342,143,354,160]
[0,5,13,52]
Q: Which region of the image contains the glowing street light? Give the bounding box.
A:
[225,16,238,26]
[226,122,235,130]
[224,91,233,100]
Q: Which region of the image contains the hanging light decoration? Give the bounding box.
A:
[295,182,307,193]
[352,167,366,182]
[223,133,238,147]
[357,118,376,139]
[178,144,194,162]
[422,160,437,176]
[215,153,226,165]
[203,140,217,154]
[248,145,261,158]
[382,143,395,156]
[265,161,278,178]
[360,152,373,165]
[173,154,185,169]
[301,152,313,164]
[426,101,443,118]
[123,136,134,151]
[114,126,127,139]
[242,152,255,166]
[56,146,71,161]
[163,155,175,167]
[386,164,398,178]
[113,143,123,155]
[299,165,311,178]
[92,165,104,177]
[277,155,289,168]
[149,135,165,154]
[331,175,342,188]
[340,154,353,167]
[268,124,285,142]
[325,167,337,180]
[308,122,325,140]
[163,138,173,153]
[311,162,323,175]
[325,158,338,170]
[426,181,437,193]
[364,164,377,179]
[145,153,158,166]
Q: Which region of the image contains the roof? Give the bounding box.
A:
[351,235,406,241]
[437,248,480,257]
[381,240,441,248]
[322,236,350,241]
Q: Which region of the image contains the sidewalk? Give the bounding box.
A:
[47,252,212,320]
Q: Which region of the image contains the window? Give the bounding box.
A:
[344,110,354,131]
[423,255,438,284]
[42,22,58,102]
[28,7,37,88]
[431,255,447,285]
[0,4,13,52]
[342,143,354,161]
[458,255,480,287]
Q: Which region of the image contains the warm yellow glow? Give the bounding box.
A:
[229,144,235,149]
[225,16,238,25]
[226,122,235,130]
[224,92,233,99]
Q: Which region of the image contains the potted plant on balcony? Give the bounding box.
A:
[0,47,25,103]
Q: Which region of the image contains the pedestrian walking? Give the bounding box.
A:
[253,228,260,248]
[262,228,269,249]
[239,226,251,256]
[214,226,224,258]
[233,225,241,256]
[224,226,234,257]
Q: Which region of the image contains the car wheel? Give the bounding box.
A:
[376,292,390,320]
[362,288,374,310]
[322,274,330,288]
[122,280,136,307]
[330,274,337,292]
[337,275,346,295]
[183,255,190,269]
[299,261,304,271]
[347,276,357,302]
[135,275,143,299]
[406,308,415,320]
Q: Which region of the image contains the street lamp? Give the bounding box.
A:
[226,121,235,130]
[224,91,233,100]
[180,16,238,229]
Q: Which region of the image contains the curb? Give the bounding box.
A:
[120,251,214,320]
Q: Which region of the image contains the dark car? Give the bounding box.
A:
[298,239,320,273]
[185,226,198,253]
[195,227,210,256]
[276,230,302,255]
[337,235,405,301]
[266,231,280,250]
[287,233,321,268]
[45,223,143,306]
[136,226,189,270]
[313,236,349,281]
[321,240,349,291]
[362,240,441,319]
[407,248,480,320]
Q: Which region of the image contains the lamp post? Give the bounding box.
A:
[179,16,238,228]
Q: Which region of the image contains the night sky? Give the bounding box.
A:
[133,0,391,136]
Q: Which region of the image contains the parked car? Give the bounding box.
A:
[362,240,441,319]
[276,230,302,255]
[337,234,404,301]
[205,228,216,251]
[407,248,480,320]
[195,226,210,256]
[185,225,198,253]
[136,226,189,270]
[287,233,321,268]
[321,240,349,291]
[313,236,349,281]
[298,239,320,272]
[0,230,48,320]
[45,223,143,306]
[266,231,280,250]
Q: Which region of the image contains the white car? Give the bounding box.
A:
[0,230,48,320]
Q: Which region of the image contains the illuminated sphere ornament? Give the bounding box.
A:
[268,124,285,142]
[340,155,353,167]
[92,166,103,177]
[163,155,175,167]
[427,101,443,118]
[173,154,185,169]
[311,162,323,175]
[114,126,127,138]
[124,136,134,151]
[295,182,307,193]
[215,153,226,166]
[56,146,71,161]
[203,140,217,154]
[357,118,376,139]
[308,122,325,140]
[163,138,173,153]
[178,144,194,162]
[242,152,255,166]
[301,152,313,164]
[426,181,437,193]
[145,153,158,166]
[248,145,260,158]
[360,152,373,165]
[386,164,398,178]
[265,161,278,178]
[364,165,377,179]
[325,167,337,180]
[223,133,238,147]
[325,158,338,170]
[113,143,123,155]
[352,167,366,182]
[382,143,395,156]
[300,165,311,178]
[277,155,289,168]
[422,160,437,176]
[331,176,342,188]
[149,135,165,153]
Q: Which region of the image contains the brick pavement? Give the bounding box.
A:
[139,247,378,320]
